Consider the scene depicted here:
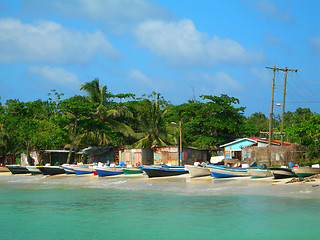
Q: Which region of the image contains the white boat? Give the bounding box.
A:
[269,167,297,179]
[26,166,42,175]
[292,167,320,178]
[247,169,272,178]
[185,164,211,177]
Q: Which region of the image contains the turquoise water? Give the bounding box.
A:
[0,174,320,240]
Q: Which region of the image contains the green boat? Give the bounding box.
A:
[122,168,143,175]
[292,167,320,178]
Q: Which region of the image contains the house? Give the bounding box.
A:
[220,138,292,165]
[118,148,154,166]
[81,146,116,164]
[153,146,208,166]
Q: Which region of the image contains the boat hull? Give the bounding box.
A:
[247,169,272,178]
[0,166,10,172]
[26,166,42,175]
[38,166,65,175]
[269,167,297,179]
[142,167,188,178]
[72,166,94,175]
[292,167,320,178]
[6,165,30,174]
[61,165,76,174]
[123,168,143,175]
[208,167,250,178]
[94,167,124,177]
[185,165,211,177]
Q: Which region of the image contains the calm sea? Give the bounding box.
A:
[0,174,320,240]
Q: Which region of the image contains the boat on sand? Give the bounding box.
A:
[6,165,30,174]
[291,166,320,178]
[185,164,211,177]
[94,166,124,177]
[247,169,273,178]
[268,167,297,179]
[142,165,188,178]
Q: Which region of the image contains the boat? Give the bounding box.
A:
[26,166,42,175]
[268,167,297,179]
[37,166,66,175]
[184,164,211,177]
[207,165,251,178]
[61,164,76,174]
[0,166,10,172]
[6,165,30,174]
[291,166,320,178]
[247,169,273,178]
[122,167,143,175]
[142,165,188,178]
[94,166,124,177]
[72,165,94,175]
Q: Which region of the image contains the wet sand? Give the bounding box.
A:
[1,172,320,199]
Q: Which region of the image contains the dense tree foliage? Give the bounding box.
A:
[1,80,319,164]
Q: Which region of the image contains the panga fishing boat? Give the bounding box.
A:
[37,166,66,176]
[122,167,143,175]
[268,167,297,179]
[93,166,124,177]
[291,166,320,178]
[26,166,42,175]
[6,165,30,174]
[71,165,94,175]
[247,169,273,178]
[142,165,188,178]
[207,165,251,178]
[61,164,76,174]
[184,164,211,177]
[0,166,10,172]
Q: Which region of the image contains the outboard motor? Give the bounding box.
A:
[261,163,268,169]
[249,162,257,167]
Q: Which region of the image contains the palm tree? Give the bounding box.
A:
[80,78,134,145]
[131,94,177,148]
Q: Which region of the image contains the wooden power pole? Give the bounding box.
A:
[266,66,298,146]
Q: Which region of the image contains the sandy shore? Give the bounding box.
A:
[1,172,320,199]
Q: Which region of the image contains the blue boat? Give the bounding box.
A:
[142,165,188,178]
[93,166,124,177]
[62,164,76,174]
[207,165,251,178]
[72,165,94,175]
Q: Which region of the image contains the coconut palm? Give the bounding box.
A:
[131,93,177,148]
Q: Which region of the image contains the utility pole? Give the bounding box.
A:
[266,66,298,146]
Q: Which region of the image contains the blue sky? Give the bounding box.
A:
[0,0,319,116]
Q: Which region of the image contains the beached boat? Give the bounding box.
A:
[247,169,272,178]
[6,165,30,174]
[185,164,211,177]
[207,165,250,178]
[142,166,188,178]
[94,166,124,177]
[268,167,297,179]
[61,164,76,174]
[72,165,94,175]
[37,166,65,176]
[122,167,143,175]
[0,166,10,172]
[291,166,320,178]
[26,166,42,175]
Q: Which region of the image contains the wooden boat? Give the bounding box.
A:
[247,169,272,178]
[185,164,211,177]
[37,166,65,175]
[61,164,76,174]
[94,166,124,177]
[291,167,320,178]
[6,165,30,174]
[142,166,188,178]
[207,165,250,178]
[26,166,42,175]
[122,167,143,175]
[269,167,297,179]
[0,166,10,172]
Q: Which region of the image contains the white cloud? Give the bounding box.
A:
[309,37,320,57]
[22,0,171,34]
[0,18,121,64]
[248,0,293,23]
[28,65,81,88]
[128,68,152,85]
[135,19,265,67]
[199,72,243,94]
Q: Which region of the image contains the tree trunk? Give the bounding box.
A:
[67,118,78,164]
[26,140,34,166]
